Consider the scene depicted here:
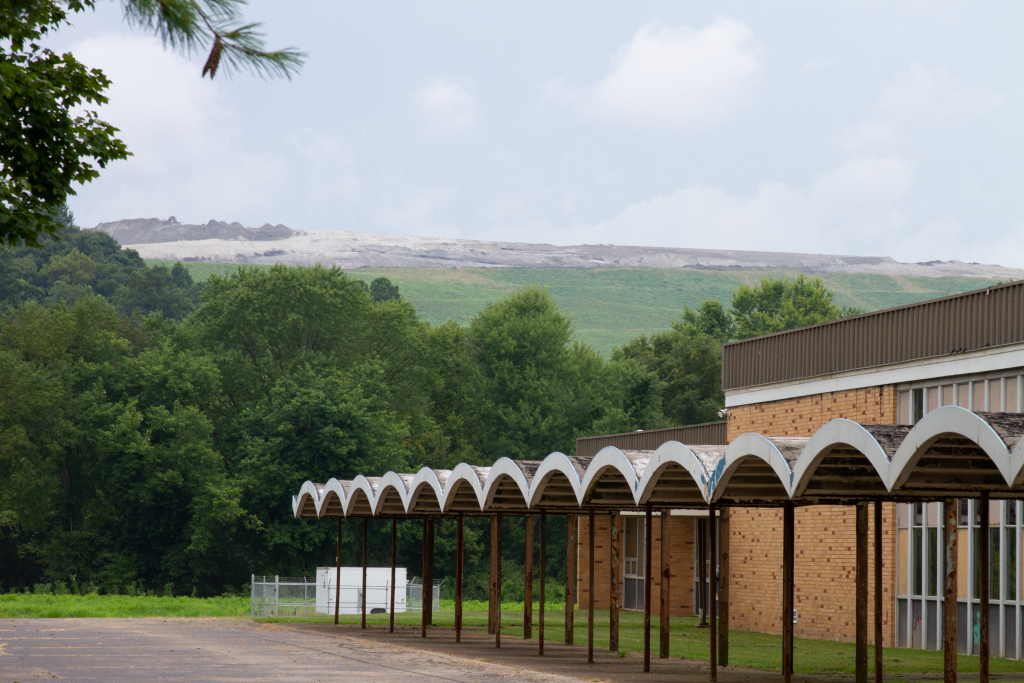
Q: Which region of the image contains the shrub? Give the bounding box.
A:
[33,583,51,595]
[52,581,69,595]
[164,582,174,598]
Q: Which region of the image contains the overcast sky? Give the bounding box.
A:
[52,1,1024,266]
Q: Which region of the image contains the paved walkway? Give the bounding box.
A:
[0,619,1007,682]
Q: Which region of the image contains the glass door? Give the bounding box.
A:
[623,516,645,611]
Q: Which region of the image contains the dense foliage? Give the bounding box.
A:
[0,225,858,597]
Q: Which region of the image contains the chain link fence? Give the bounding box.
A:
[251,574,443,618]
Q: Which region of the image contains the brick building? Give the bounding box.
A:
[577,280,1024,657]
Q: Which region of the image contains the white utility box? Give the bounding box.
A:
[316,567,407,615]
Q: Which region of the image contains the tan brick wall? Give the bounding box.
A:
[577,514,696,617]
[727,385,898,442]
[726,385,899,646]
[729,503,898,646]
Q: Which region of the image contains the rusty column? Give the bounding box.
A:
[525,513,534,640]
[566,513,577,646]
[426,519,435,627]
[610,511,620,652]
[456,512,464,643]
[856,503,869,683]
[496,513,503,649]
[660,509,671,659]
[698,516,708,627]
[489,515,497,635]
[944,498,958,683]
[588,508,595,664]
[980,492,990,683]
[710,504,718,682]
[644,503,653,673]
[540,510,546,656]
[390,518,397,633]
[362,518,368,629]
[874,501,883,683]
[719,506,730,668]
[782,502,794,683]
[335,517,342,625]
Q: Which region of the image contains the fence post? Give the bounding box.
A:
[275,575,280,617]
[251,574,255,617]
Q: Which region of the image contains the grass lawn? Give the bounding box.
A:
[322,603,1024,676]
[0,593,249,618]
[160,261,1000,356]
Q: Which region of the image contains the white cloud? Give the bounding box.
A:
[413,78,477,134]
[585,18,760,128]
[843,66,1003,151]
[582,156,915,255]
[67,33,361,231]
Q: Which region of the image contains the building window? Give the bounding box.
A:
[912,389,925,424]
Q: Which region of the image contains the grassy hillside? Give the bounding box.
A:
[163,262,999,355]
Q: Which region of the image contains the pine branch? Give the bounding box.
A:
[121,0,305,80]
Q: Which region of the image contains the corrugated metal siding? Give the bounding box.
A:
[576,421,728,457]
[722,280,1024,391]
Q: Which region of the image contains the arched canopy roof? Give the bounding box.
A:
[293,408,1024,518]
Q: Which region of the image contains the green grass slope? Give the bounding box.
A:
[162,262,999,356]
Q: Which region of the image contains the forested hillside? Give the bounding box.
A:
[0,213,970,599]
[176,262,1002,355]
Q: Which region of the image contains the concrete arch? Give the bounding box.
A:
[636,441,713,505]
[293,480,322,518]
[578,447,641,505]
[406,468,447,514]
[346,475,380,516]
[441,463,487,512]
[791,419,892,497]
[527,452,583,508]
[481,458,533,511]
[317,479,349,518]
[372,471,412,515]
[890,406,1012,490]
[710,433,794,503]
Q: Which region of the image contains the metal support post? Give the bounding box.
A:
[426,519,435,627]
[525,513,534,640]
[540,510,546,656]
[566,513,577,645]
[610,511,620,652]
[588,508,595,664]
[496,513,502,649]
[944,498,959,683]
[644,503,653,673]
[856,502,869,683]
[335,518,342,625]
[661,509,671,659]
[699,516,708,627]
[390,518,397,633]
[720,506,730,667]
[981,492,990,683]
[783,502,795,683]
[362,518,368,629]
[874,501,883,683]
[456,512,464,643]
[422,519,429,638]
[489,515,497,635]
[275,574,279,616]
[710,504,718,682]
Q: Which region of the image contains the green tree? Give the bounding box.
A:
[614,302,727,426]
[369,276,401,303]
[2,0,302,248]
[465,287,608,460]
[730,275,864,340]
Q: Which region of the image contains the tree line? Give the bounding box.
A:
[0,215,860,598]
